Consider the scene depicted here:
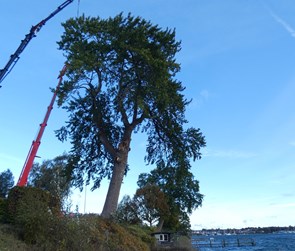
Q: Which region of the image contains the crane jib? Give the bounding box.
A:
[0,0,74,86]
[17,64,67,187]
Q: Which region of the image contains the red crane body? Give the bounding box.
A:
[17,65,67,186]
[0,0,73,185]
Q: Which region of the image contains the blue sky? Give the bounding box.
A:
[1,0,295,230]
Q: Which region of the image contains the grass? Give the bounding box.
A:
[0,216,153,251]
[0,224,30,251]
[0,221,196,251]
[0,187,194,251]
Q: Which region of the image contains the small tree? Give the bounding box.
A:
[134,184,169,227]
[0,169,14,198]
[114,195,141,225]
[138,160,203,233]
[28,154,72,208]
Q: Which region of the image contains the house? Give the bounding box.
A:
[151,231,173,244]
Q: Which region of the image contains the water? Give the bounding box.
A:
[192,233,295,251]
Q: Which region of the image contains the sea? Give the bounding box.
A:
[191,233,295,251]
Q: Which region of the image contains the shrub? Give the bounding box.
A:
[126,224,155,246]
[4,188,154,250]
[0,198,7,223]
[40,215,151,251]
[80,216,150,251]
[0,224,32,251]
[6,186,61,244]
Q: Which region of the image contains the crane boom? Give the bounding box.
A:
[17,65,67,187]
[0,0,73,86]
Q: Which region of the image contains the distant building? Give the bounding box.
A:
[151,231,172,244]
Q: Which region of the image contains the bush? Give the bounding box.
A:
[126,224,155,246]
[7,186,60,220]
[6,186,61,244]
[4,188,154,250]
[81,216,151,251]
[0,224,32,251]
[0,198,7,223]
[35,215,151,251]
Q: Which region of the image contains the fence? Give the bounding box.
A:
[192,237,255,248]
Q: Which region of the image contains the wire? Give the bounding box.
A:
[77,0,81,17]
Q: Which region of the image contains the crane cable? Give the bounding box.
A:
[77,0,81,17]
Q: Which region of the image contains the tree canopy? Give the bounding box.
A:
[137,160,203,233]
[114,185,169,228]
[134,184,169,227]
[56,13,206,217]
[28,154,72,208]
[113,195,141,225]
[0,169,14,198]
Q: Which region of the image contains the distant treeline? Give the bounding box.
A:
[193,226,295,235]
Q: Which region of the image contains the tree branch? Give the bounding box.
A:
[88,83,117,159]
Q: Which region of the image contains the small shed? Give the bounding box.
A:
[151,231,173,243]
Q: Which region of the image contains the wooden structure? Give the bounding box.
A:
[192,237,256,248]
[151,231,173,244]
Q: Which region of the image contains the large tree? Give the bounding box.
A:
[56,13,206,217]
[0,169,14,198]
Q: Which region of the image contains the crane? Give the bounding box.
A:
[0,0,74,86]
[17,65,67,186]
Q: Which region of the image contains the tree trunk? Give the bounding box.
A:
[101,159,127,218]
[101,136,131,218]
[156,217,164,232]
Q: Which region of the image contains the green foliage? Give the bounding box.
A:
[28,154,72,209]
[175,236,194,250]
[1,215,154,251]
[0,198,7,223]
[114,186,169,228]
[138,161,203,214]
[6,186,61,245]
[126,224,155,247]
[48,215,152,251]
[5,186,152,250]
[0,169,14,198]
[56,12,206,217]
[113,195,141,225]
[57,12,186,184]
[134,184,169,227]
[0,224,32,251]
[138,160,203,233]
[91,217,150,251]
